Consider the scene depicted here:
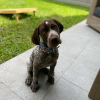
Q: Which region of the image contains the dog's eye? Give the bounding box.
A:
[51,25,57,29]
[41,28,46,33]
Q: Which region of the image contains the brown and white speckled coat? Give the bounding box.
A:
[25,19,63,92]
[27,45,59,72]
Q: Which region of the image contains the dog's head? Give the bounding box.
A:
[32,19,63,48]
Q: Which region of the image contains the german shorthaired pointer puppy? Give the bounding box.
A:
[25,19,63,92]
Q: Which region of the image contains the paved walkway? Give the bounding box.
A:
[0,20,100,100]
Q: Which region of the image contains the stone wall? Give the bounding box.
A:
[54,0,93,7]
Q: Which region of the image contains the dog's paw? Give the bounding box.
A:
[31,83,39,92]
[25,76,32,86]
[48,77,54,84]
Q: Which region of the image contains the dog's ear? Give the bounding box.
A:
[52,19,63,33]
[31,26,40,45]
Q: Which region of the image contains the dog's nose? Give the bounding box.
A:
[51,37,58,43]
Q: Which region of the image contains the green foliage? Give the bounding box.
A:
[0,0,89,64]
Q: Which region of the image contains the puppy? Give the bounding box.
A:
[25,19,63,92]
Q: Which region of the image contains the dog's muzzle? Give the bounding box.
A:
[47,30,61,48]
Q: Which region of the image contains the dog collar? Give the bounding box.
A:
[40,41,57,53]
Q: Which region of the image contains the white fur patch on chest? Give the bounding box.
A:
[45,21,49,25]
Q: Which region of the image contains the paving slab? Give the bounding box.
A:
[59,33,90,59]
[62,29,100,91]
[0,82,23,100]
[55,53,74,74]
[59,20,98,59]
[43,78,92,100]
[61,20,98,39]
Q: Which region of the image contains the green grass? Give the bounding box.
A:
[0,0,89,64]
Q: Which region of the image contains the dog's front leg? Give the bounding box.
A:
[25,58,33,86]
[31,66,39,92]
[48,62,56,84]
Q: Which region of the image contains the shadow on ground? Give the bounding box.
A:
[0,14,88,29]
[0,13,31,20]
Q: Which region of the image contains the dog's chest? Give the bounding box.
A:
[33,46,59,68]
[43,53,57,63]
[39,53,58,68]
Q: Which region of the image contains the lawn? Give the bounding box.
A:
[0,0,89,64]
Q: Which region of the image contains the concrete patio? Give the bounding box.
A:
[0,20,100,100]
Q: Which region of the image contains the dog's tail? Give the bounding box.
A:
[40,68,49,75]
